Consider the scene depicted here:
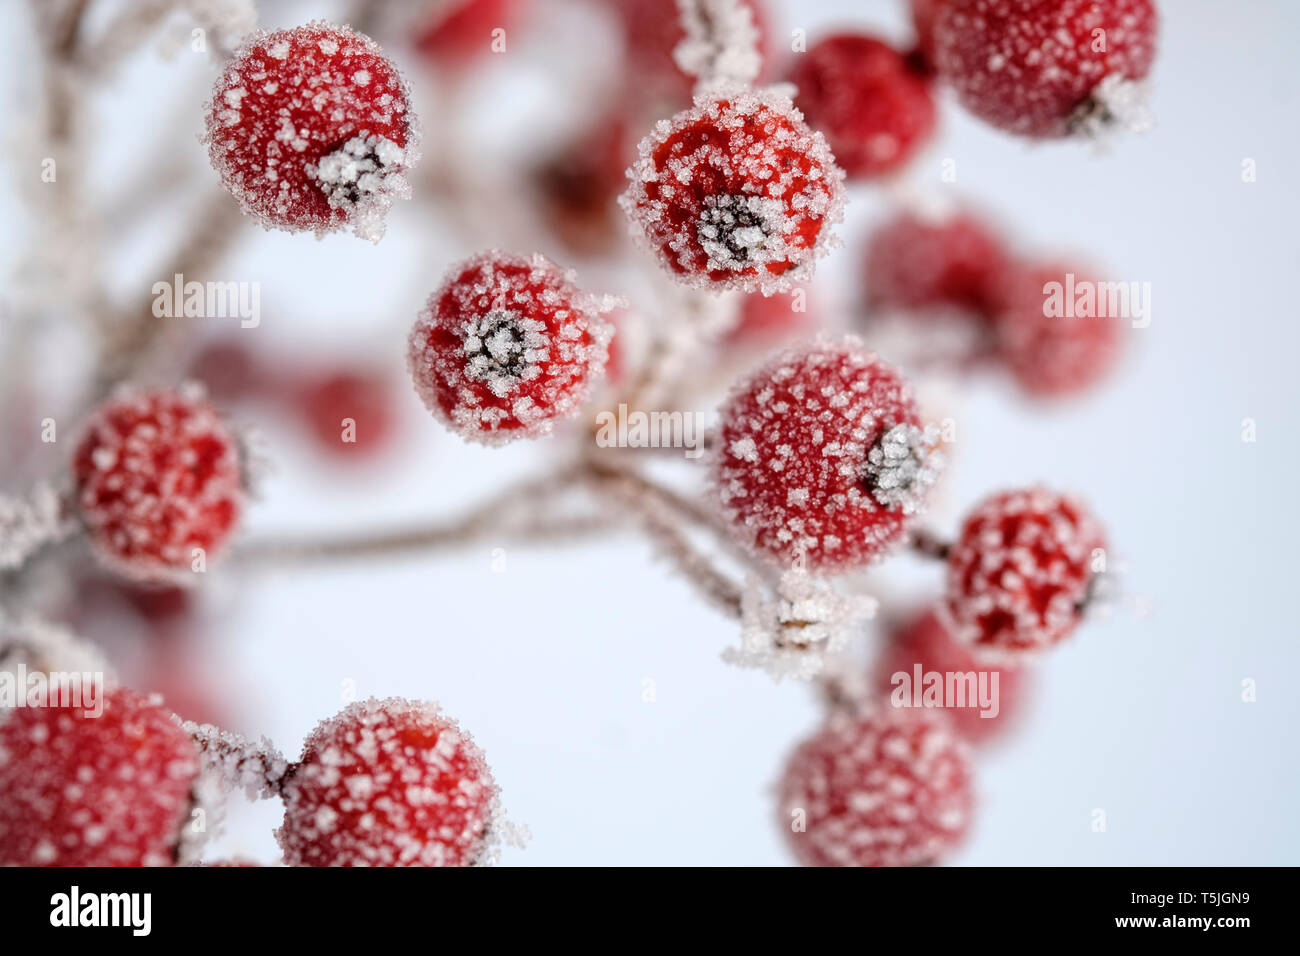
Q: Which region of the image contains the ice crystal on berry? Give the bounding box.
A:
[933,0,1158,139]
[0,688,201,866]
[407,251,614,445]
[778,704,973,867]
[0,482,67,571]
[72,386,245,582]
[276,698,501,867]
[864,423,944,515]
[944,487,1105,658]
[620,87,846,295]
[726,568,877,681]
[204,21,420,240]
[713,337,932,572]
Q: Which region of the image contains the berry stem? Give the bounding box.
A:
[908,527,952,561]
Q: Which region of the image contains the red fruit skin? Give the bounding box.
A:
[72,388,245,581]
[622,91,845,294]
[933,0,1158,138]
[864,209,1010,317]
[295,369,397,459]
[910,0,943,71]
[0,688,201,866]
[416,0,515,67]
[944,488,1105,657]
[713,339,922,572]
[533,109,634,257]
[726,287,815,346]
[994,261,1122,397]
[407,251,611,444]
[276,698,497,867]
[788,34,936,180]
[204,22,416,235]
[778,705,973,867]
[876,609,1027,743]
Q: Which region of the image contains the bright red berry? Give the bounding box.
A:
[204,22,419,240]
[788,34,936,180]
[276,698,498,867]
[993,261,1122,397]
[294,368,397,459]
[0,687,201,866]
[944,487,1105,657]
[778,705,973,867]
[407,251,613,444]
[864,207,1010,318]
[713,338,941,572]
[876,608,1028,743]
[725,286,815,346]
[416,0,516,68]
[620,89,846,295]
[932,0,1158,139]
[72,387,245,581]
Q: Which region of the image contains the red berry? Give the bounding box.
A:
[72,387,245,581]
[876,608,1027,743]
[187,340,266,401]
[994,261,1122,397]
[620,89,846,295]
[533,108,634,257]
[0,687,201,866]
[294,368,397,459]
[864,207,1010,318]
[204,22,419,240]
[944,487,1105,657]
[407,251,613,444]
[712,338,940,572]
[276,698,498,867]
[778,705,973,867]
[726,286,815,346]
[788,34,936,180]
[933,0,1158,139]
[416,0,516,67]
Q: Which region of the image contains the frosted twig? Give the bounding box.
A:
[674,0,762,93]
[182,721,290,800]
[238,467,604,566]
[0,484,74,572]
[587,466,743,617]
[909,527,952,561]
[90,193,244,401]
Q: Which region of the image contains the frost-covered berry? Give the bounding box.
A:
[944,488,1105,657]
[276,698,498,867]
[864,208,1010,318]
[293,368,397,459]
[933,0,1158,139]
[0,687,201,866]
[788,34,936,180]
[204,22,420,241]
[876,609,1027,743]
[994,262,1122,397]
[620,88,846,295]
[725,286,815,346]
[778,705,973,867]
[713,338,941,572]
[407,251,613,444]
[72,387,245,582]
[416,0,517,68]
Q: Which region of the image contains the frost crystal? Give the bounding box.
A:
[0,611,112,681]
[673,0,762,91]
[725,569,876,681]
[182,721,289,801]
[1070,74,1154,138]
[864,423,945,515]
[309,134,411,242]
[0,483,68,571]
